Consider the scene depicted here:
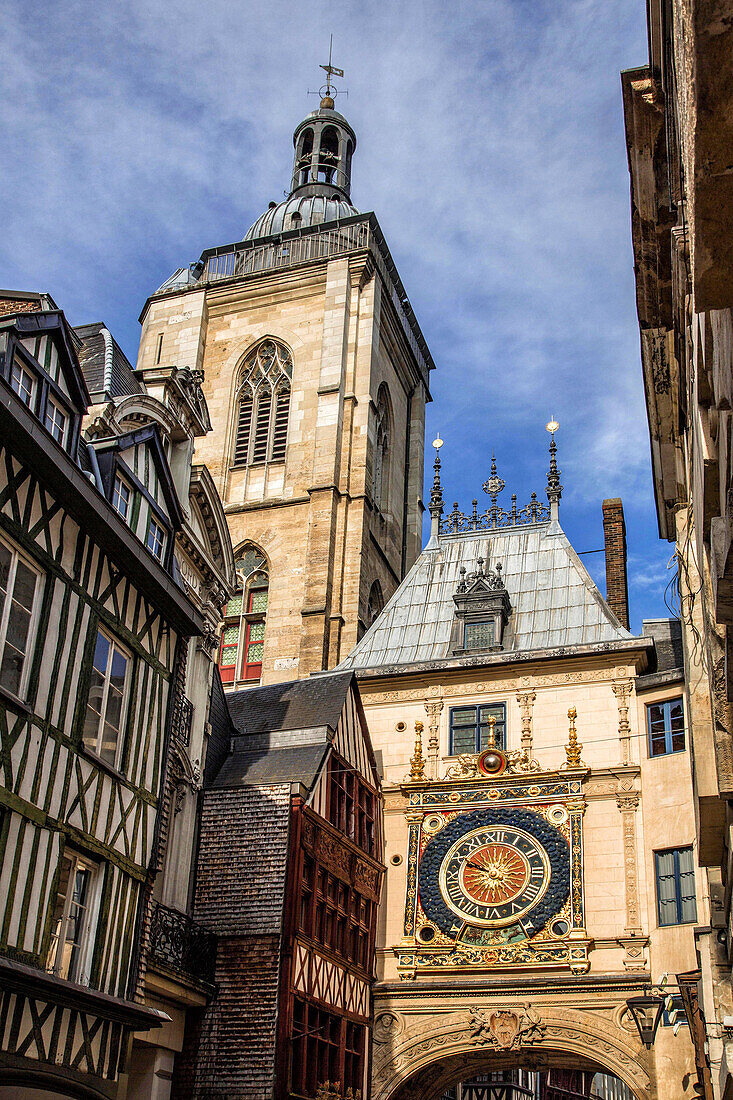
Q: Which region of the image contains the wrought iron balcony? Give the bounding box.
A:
[192,213,433,384]
[148,901,216,988]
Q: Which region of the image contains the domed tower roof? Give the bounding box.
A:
[244,96,360,241]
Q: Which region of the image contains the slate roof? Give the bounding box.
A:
[226,671,355,736]
[636,618,684,689]
[75,323,141,401]
[206,671,356,790]
[339,521,642,673]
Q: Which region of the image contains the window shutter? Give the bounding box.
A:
[271,387,290,461]
[252,391,272,462]
[234,391,253,465]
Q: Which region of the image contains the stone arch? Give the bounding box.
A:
[373,382,393,515]
[371,1004,652,1100]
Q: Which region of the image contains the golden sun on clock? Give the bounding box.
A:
[438,825,551,928]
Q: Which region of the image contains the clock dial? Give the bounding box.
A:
[418,806,570,944]
[440,825,550,927]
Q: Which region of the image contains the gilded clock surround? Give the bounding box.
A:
[399,766,588,978]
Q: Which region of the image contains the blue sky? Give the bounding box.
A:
[1,0,676,631]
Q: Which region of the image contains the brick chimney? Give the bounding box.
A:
[602,498,630,629]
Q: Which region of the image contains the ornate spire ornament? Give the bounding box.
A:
[408,721,427,781]
[429,435,445,540]
[441,446,551,534]
[563,707,585,768]
[546,418,562,520]
[485,714,497,749]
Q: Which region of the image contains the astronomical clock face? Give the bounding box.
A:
[418,806,571,946]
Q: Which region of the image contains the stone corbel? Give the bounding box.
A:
[423,698,444,779]
[612,678,635,765]
[617,934,649,972]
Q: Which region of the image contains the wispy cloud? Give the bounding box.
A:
[1,0,670,627]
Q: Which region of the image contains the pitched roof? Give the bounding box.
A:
[339,521,641,673]
[206,671,357,791]
[74,323,141,401]
[226,670,355,737]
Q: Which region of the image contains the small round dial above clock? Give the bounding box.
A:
[418,806,570,943]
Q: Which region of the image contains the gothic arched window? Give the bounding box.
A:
[367,580,384,628]
[373,384,392,514]
[218,544,269,684]
[233,340,292,468]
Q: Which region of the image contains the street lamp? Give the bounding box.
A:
[625,992,666,1049]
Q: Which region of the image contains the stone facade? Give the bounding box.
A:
[622,1,733,1095]
[135,102,433,687]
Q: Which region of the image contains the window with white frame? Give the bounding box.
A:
[83,628,131,767]
[46,851,98,983]
[0,534,42,698]
[145,515,166,562]
[655,846,697,926]
[44,396,68,445]
[10,361,36,408]
[112,475,131,522]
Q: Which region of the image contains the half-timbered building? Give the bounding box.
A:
[177,670,384,1100]
[0,293,229,1100]
[74,325,237,1098]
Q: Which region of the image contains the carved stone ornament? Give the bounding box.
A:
[468,1004,546,1050]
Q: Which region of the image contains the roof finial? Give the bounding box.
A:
[546,418,562,521]
[429,434,444,540]
[319,35,344,108]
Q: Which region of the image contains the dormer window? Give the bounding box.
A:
[112,475,131,521]
[11,362,35,407]
[464,620,496,650]
[146,515,166,562]
[450,557,512,656]
[44,397,68,446]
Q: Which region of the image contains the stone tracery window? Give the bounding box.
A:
[218,544,269,684]
[233,339,292,467]
[373,384,392,514]
[366,580,384,628]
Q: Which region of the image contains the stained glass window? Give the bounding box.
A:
[218,547,269,684]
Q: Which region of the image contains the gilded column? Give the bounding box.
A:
[612,678,634,765]
[424,699,444,778]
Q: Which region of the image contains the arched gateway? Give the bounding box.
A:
[371,1005,652,1100]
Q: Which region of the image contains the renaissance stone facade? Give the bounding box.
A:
[336,447,702,1099]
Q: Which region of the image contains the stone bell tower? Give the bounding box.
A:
[135,71,434,685]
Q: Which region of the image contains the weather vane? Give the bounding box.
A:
[319,34,344,100]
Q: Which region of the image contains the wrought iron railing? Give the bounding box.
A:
[195,215,432,383]
[148,901,216,986]
[440,492,551,534]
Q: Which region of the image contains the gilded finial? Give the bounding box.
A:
[408,721,426,781]
[485,714,497,749]
[429,434,444,536]
[564,706,584,768]
[546,418,562,519]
